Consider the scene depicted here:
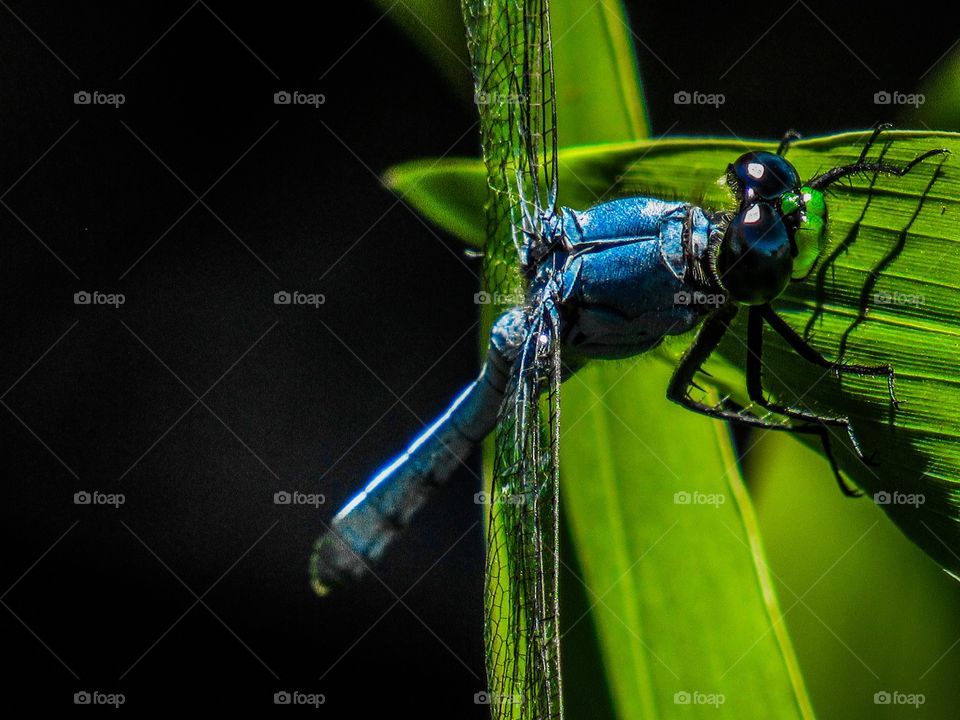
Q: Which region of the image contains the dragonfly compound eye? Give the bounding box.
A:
[717,203,793,305]
[781,185,828,280]
[729,151,800,202]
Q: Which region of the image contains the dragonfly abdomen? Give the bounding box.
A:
[310,308,527,595]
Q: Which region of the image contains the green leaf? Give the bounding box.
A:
[369,0,473,93]
[905,44,960,131]
[383,126,830,720]
[385,131,960,584]
[549,0,649,142]
[378,0,823,716]
[383,159,488,248]
[560,359,815,719]
[749,430,960,720]
[565,132,960,579]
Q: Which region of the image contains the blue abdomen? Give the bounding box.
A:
[556,196,720,359]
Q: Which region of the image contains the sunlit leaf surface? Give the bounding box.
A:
[386,130,960,582]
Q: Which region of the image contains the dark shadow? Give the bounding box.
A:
[835,157,947,353]
[558,499,617,720]
[745,151,952,568]
[802,143,891,341]
[835,158,948,426]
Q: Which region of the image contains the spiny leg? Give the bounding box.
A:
[761,304,898,407]
[666,304,840,440]
[746,307,865,497]
[777,129,802,156]
[809,124,949,190]
[858,123,892,163]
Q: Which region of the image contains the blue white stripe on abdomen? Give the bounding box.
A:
[310,308,526,595]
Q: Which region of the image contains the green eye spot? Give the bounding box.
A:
[791,214,826,279]
[780,191,801,215]
[801,186,825,217]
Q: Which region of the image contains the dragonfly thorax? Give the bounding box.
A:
[541,197,726,361]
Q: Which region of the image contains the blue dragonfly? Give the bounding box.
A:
[311,0,946,716]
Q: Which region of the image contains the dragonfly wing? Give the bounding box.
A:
[462,0,559,295]
[462,0,564,714]
[484,302,563,719]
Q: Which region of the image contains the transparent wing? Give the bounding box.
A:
[462,0,564,715]
[462,0,559,296]
[484,302,563,719]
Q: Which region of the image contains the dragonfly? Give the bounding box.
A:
[310,0,947,716]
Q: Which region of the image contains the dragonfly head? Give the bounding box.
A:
[726,151,799,202]
[715,152,828,304]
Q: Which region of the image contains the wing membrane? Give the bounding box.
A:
[484,305,563,718]
[461,0,564,716]
[462,0,559,296]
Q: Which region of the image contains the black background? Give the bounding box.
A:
[1,1,955,716]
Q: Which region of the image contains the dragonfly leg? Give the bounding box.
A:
[760,305,898,407]
[746,306,868,496]
[667,304,787,430]
[861,122,894,159]
[809,124,949,190]
[666,303,863,496]
[776,129,802,156]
